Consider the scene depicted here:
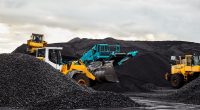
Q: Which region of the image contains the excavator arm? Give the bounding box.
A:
[116,51,138,66]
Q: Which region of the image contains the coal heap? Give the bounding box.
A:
[13,38,200,92]
[93,52,170,92]
[165,76,200,105]
[0,53,138,109]
[116,52,170,87]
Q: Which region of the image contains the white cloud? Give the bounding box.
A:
[0,0,199,53]
[0,23,9,33]
[42,26,73,43]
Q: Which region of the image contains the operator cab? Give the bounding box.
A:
[31,33,44,43]
[94,44,120,56]
[171,55,200,66]
[36,47,63,70]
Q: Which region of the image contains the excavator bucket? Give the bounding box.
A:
[88,61,119,83]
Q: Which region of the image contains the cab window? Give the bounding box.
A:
[49,49,62,64]
[186,56,192,66]
[37,49,45,57]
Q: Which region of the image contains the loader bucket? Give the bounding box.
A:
[92,61,119,83]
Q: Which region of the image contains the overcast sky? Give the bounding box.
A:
[0,0,200,53]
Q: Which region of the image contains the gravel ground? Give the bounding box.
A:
[131,77,200,105]
[0,53,139,109]
[31,91,138,109]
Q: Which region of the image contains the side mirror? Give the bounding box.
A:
[171,56,176,61]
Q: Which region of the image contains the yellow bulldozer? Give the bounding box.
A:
[27,33,47,54]
[27,33,96,86]
[165,55,200,88]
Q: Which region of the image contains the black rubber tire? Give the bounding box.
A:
[73,73,91,87]
[170,74,184,89]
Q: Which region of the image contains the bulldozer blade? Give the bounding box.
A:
[92,61,119,83]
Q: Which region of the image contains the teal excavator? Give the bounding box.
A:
[81,44,138,83]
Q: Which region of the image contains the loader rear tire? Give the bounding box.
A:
[170,74,184,89]
[73,73,91,87]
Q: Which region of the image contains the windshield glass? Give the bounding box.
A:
[37,49,45,57]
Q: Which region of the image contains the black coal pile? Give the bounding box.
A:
[14,38,200,58]
[13,44,28,54]
[93,80,147,93]
[46,38,200,58]
[116,52,171,87]
[0,53,139,109]
[163,76,200,105]
[93,52,170,92]
[13,38,200,93]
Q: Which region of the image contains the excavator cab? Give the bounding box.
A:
[81,44,138,66]
[27,33,47,54]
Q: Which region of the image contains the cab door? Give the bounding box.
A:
[185,56,192,71]
[47,49,62,70]
[36,48,45,60]
[192,56,200,72]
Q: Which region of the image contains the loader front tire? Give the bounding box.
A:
[170,74,184,89]
[73,73,91,87]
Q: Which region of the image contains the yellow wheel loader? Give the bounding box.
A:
[165,55,200,88]
[36,47,96,86]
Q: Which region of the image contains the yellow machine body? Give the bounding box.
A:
[61,60,96,81]
[165,55,200,88]
[170,64,200,81]
[35,47,96,86]
[166,55,200,80]
[27,34,47,53]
